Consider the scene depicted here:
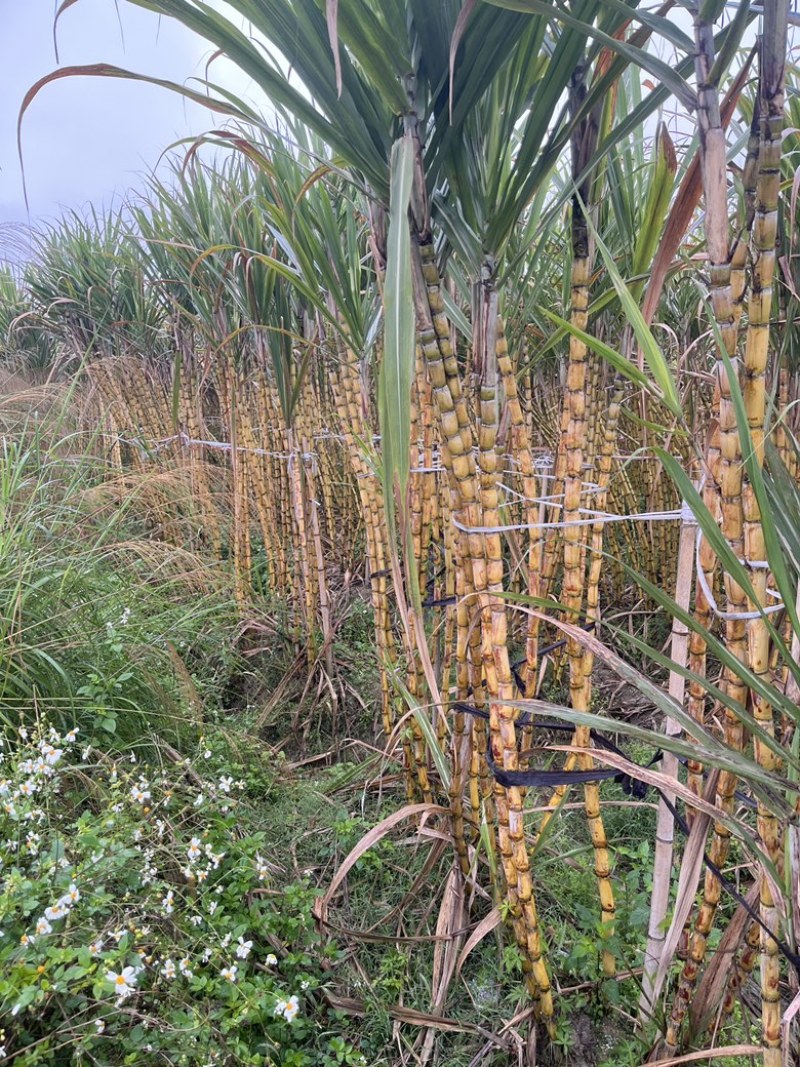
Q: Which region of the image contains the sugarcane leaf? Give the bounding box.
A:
[708,0,751,86]
[449,0,478,120]
[484,0,697,110]
[379,136,415,535]
[326,0,343,97]
[583,209,682,416]
[540,309,651,392]
[715,340,800,649]
[630,123,677,295]
[441,288,473,342]
[391,674,451,788]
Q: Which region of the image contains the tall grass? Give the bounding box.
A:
[0,379,239,749]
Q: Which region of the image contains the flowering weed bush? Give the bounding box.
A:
[0,722,366,1067]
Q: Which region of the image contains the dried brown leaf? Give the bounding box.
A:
[316,803,450,925]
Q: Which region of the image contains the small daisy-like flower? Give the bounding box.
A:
[42,744,63,767]
[44,903,68,921]
[162,890,174,915]
[20,933,36,946]
[203,750,212,760]
[161,958,177,980]
[207,901,218,916]
[218,776,233,793]
[35,917,53,936]
[265,953,278,967]
[179,957,193,979]
[94,1019,105,1034]
[220,933,231,949]
[235,937,252,960]
[189,915,203,927]
[300,980,310,991]
[89,938,104,956]
[187,837,202,861]
[274,998,287,1017]
[193,793,205,808]
[61,883,80,905]
[283,995,300,1023]
[65,728,79,743]
[106,966,139,999]
[220,965,237,982]
[130,784,150,804]
[18,780,35,797]
[255,854,270,881]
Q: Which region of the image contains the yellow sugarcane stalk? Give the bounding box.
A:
[665,14,755,1050]
[740,28,787,1061]
[415,238,553,1023]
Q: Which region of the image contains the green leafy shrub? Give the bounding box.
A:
[0,721,366,1067]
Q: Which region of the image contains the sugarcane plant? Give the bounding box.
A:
[13,0,800,1061]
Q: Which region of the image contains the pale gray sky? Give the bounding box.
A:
[1,0,256,245]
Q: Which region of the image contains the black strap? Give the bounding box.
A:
[454,705,799,973]
[452,701,757,810]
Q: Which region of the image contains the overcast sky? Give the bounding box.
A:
[1,0,257,258]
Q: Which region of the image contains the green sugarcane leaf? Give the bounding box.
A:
[541,308,651,393]
[379,136,415,536]
[584,210,682,416]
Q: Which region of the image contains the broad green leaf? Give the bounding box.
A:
[583,209,682,416]
[541,309,651,393]
[378,136,415,534]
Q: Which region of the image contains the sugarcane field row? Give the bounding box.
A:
[2,2,800,1066]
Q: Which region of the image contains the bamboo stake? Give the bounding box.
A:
[639,504,697,1020]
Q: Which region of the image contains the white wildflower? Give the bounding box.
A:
[60,883,80,906]
[106,966,139,999]
[283,995,300,1023]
